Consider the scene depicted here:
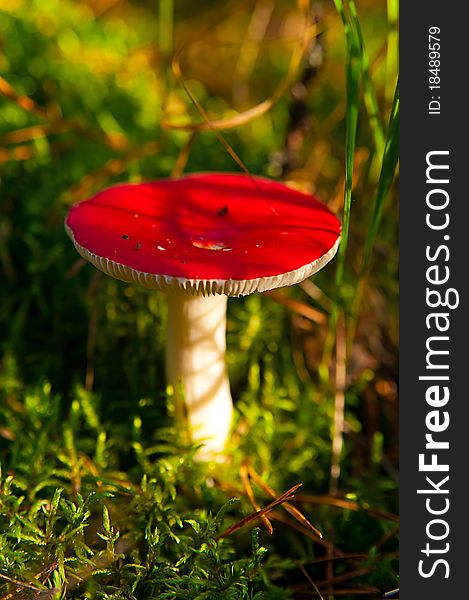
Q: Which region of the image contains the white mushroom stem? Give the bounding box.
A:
[165,289,233,459]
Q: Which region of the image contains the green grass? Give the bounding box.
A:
[0,0,399,598]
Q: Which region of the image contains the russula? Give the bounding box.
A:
[65,173,341,459]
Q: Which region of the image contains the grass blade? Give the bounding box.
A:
[332,0,361,293]
[362,79,399,272]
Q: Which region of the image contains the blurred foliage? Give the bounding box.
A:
[0,0,398,598]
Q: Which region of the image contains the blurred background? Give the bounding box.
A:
[0,0,398,598]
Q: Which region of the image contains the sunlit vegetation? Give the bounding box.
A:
[1,0,398,597]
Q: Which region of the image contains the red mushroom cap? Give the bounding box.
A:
[65,173,341,296]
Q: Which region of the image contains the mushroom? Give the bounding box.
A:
[65,173,341,459]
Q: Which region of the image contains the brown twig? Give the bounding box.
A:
[240,461,273,535]
[330,311,346,494]
[0,573,41,591]
[296,561,325,600]
[216,484,301,541]
[171,131,197,178]
[246,463,323,538]
[164,10,317,133]
[263,289,327,325]
[297,493,399,524]
[0,75,47,119]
